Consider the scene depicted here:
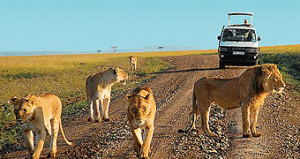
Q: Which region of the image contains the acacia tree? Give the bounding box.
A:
[111,46,118,53]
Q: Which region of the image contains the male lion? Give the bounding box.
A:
[9,93,74,159]
[126,87,156,159]
[129,56,138,71]
[179,64,285,138]
[86,67,128,122]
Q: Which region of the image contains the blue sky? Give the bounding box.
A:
[1,0,299,52]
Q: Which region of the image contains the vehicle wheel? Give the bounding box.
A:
[219,61,225,69]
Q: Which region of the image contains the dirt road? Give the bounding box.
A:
[2,55,300,159]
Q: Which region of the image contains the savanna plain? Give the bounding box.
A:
[1,44,300,158]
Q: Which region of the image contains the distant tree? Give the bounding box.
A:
[158,46,164,49]
[97,49,101,53]
[111,46,118,53]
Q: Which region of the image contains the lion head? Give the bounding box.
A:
[129,56,137,63]
[126,87,154,127]
[114,67,128,85]
[260,64,285,94]
[9,95,36,123]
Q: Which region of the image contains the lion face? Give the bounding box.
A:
[126,89,152,127]
[9,95,35,123]
[130,56,137,63]
[129,99,150,126]
[262,65,285,93]
[115,67,128,85]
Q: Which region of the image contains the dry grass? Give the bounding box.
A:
[0,49,216,104]
[261,44,300,54]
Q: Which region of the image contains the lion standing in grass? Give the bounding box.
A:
[179,64,285,138]
[126,87,156,159]
[86,67,128,122]
[9,93,74,159]
[129,56,137,70]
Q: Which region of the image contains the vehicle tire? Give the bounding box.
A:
[219,61,225,69]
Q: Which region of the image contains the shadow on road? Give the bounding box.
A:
[137,67,221,77]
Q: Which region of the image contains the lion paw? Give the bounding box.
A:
[95,119,102,123]
[207,132,218,138]
[47,152,56,158]
[242,134,252,138]
[87,118,94,122]
[103,118,110,122]
[139,152,149,159]
[252,132,261,137]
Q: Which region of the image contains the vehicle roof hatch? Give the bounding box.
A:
[228,12,254,27]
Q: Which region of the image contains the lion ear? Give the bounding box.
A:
[144,94,150,100]
[262,65,272,78]
[24,95,36,105]
[9,96,18,105]
[126,94,133,102]
[29,95,36,105]
[24,95,31,102]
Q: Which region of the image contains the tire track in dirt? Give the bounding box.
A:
[149,73,197,159]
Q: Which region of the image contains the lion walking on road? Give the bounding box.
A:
[9,93,74,159]
[86,67,128,122]
[179,64,285,138]
[126,87,156,158]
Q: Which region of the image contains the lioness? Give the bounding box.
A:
[86,67,128,122]
[9,93,74,159]
[126,87,156,159]
[179,64,285,138]
[129,56,137,70]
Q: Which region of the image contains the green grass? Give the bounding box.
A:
[0,104,22,151]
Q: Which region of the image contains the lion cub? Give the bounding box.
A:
[126,87,156,159]
[9,93,74,159]
[86,67,128,122]
[129,56,137,70]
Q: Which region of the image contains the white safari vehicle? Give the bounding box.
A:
[217,12,261,69]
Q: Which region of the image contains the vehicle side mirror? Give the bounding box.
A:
[258,36,261,41]
[217,36,221,40]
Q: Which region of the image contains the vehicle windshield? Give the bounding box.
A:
[222,28,256,42]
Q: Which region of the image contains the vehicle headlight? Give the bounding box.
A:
[220,55,224,58]
[220,47,228,52]
[245,48,258,53]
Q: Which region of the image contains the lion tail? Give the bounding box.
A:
[178,112,196,133]
[178,88,197,134]
[59,119,75,146]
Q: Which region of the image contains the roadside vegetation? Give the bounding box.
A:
[259,44,300,94]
